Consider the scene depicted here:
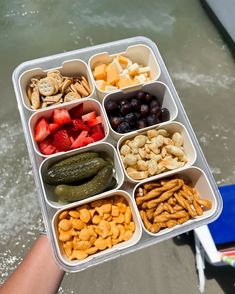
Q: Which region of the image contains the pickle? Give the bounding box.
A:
[55,165,113,202]
[43,157,107,185]
[51,152,99,167]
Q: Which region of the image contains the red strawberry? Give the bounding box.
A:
[35,118,50,142]
[82,111,96,122]
[72,119,90,132]
[71,131,89,149]
[49,123,60,133]
[71,136,94,149]
[39,137,56,155]
[91,130,105,142]
[91,124,103,134]
[53,130,71,151]
[87,116,102,127]
[52,109,72,126]
[69,103,84,119]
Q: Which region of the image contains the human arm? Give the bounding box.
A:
[0,234,65,294]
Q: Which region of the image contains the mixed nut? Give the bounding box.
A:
[27,69,92,109]
[135,177,212,234]
[119,128,187,180]
[57,195,136,260]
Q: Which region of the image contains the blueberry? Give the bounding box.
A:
[109,116,124,130]
[105,100,118,114]
[117,122,131,133]
[146,114,160,126]
[125,112,138,126]
[130,98,140,111]
[137,119,147,129]
[137,91,146,101]
[120,102,132,115]
[160,108,170,122]
[145,93,153,103]
[140,104,149,117]
[150,105,161,116]
[150,99,161,108]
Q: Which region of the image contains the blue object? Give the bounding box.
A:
[208,184,235,245]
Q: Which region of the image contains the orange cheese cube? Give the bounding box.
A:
[117,76,132,89]
[106,63,119,85]
[93,64,107,80]
[131,76,140,85]
[117,55,129,67]
[99,80,107,91]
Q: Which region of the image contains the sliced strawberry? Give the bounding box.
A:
[71,131,89,149]
[35,118,50,142]
[52,109,72,126]
[91,124,103,134]
[69,136,75,144]
[82,111,96,122]
[69,103,84,119]
[91,130,105,142]
[87,116,102,127]
[39,137,56,155]
[49,123,60,133]
[72,119,90,132]
[53,130,71,151]
[71,136,94,149]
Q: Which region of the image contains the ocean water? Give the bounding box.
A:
[1,0,235,293]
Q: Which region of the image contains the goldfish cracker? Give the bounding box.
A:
[79,228,91,241]
[69,210,80,219]
[93,64,107,80]
[71,218,85,230]
[63,241,73,257]
[111,205,119,217]
[59,230,72,242]
[58,219,72,231]
[94,237,108,250]
[59,210,69,220]
[86,247,98,255]
[70,249,88,260]
[79,209,91,223]
[73,240,91,251]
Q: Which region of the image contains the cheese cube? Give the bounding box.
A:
[95,80,107,91]
[138,66,150,74]
[136,74,147,83]
[117,55,129,68]
[128,63,139,76]
[117,76,132,89]
[106,63,119,85]
[111,58,123,73]
[93,64,107,80]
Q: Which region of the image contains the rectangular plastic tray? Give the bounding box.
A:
[12,36,222,272]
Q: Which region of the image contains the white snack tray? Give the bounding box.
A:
[12,36,222,273]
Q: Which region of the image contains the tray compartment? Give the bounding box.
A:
[29,98,109,158]
[133,166,217,237]
[52,190,142,267]
[117,121,197,184]
[89,44,161,100]
[19,59,95,112]
[103,81,178,141]
[39,142,124,209]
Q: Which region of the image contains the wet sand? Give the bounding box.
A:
[1,0,235,293]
